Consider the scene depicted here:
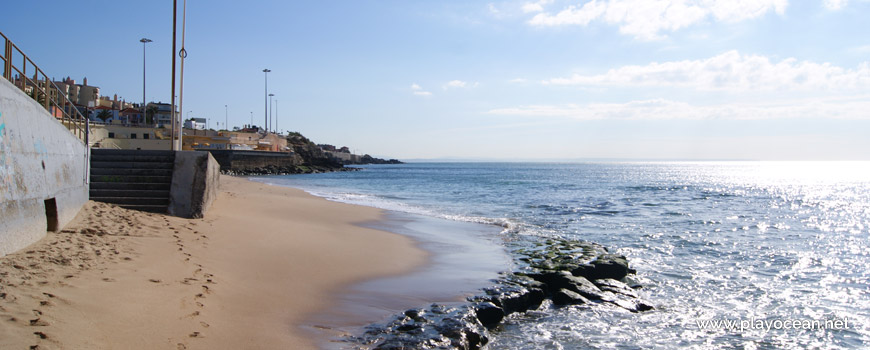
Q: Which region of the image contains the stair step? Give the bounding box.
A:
[90,189,170,198]
[91,174,173,183]
[90,182,171,191]
[90,155,175,163]
[91,161,174,170]
[91,168,174,176]
[91,197,170,206]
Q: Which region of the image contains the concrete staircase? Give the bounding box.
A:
[89,149,175,213]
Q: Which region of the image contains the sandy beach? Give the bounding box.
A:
[0,175,427,349]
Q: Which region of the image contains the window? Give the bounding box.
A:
[143,133,150,139]
[130,133,137,139]
[108,132,115,138]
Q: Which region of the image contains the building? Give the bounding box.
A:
[119,107,143,124]
[53,77,100,108]
[184,118,206,130]
[145,102,176,127]
[89,124,172,150]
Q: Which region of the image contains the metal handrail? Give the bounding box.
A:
[1,30,89,146]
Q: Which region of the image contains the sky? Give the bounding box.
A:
[2,0,869,160]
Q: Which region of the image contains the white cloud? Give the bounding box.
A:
[411,83,432,96]
[442,80,479,90]
[528,0,788,40]
[487,96,870,120]
[522,0,554,13]
[823,0,848,10]
[445,80,468,89]
[544,51,870,92]
[509,78,528,83]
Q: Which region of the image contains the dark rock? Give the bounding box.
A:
[593,278,639,298]
[571,253,632,281]
[474,302,504,327]
[527,271,605,301]
[357,304,488,350]
[483,284,537,315]
[635,300,655,312]
[348,237,652,349]
[553,288,590,305]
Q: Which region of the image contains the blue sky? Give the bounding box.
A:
[3,0,869,160]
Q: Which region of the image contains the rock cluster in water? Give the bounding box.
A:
[347,238,653,350]
[221,165,360,176]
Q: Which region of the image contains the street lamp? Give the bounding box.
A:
[269,93,275,134]
[224,104,228,131]
[275,99,278,135]
[262,68,270,132]
[140,38,152,125]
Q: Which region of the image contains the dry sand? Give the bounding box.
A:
[0,175,427,349]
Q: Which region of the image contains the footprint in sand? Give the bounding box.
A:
[199,321,209,328]
[148,279,161,283]
[33,331,48,339]
[188,331,200,338]
[176,343,187,350]
[29,318,49,326]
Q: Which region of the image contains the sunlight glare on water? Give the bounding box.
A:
[258,161,870,349]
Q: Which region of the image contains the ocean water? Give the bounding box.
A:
[253,162,870,349]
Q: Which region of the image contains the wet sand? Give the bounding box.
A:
[309,212,511,347]
[0,175,426,349]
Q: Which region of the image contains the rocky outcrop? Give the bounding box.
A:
[350,304,489,350]
[356,154,404,165]
[348,238,653,349]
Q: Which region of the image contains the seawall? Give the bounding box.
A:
[0,78,89,256]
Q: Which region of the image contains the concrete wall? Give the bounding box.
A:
[90,124,172,150]
[205,150,301,172]
[0,79,89,257]
[168,151,220,219]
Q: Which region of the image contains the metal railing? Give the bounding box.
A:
[1,30,89,145]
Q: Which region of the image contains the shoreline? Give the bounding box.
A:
[0,175,430,349]
[308,210,511,348]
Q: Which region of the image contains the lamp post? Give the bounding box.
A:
[250,111,253,127]
[224,104,228,131]
[262,68,270,132]
[269,93,274,134]
[275,99,278,135]
[139,38,152,125]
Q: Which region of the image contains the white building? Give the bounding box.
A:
[184,117,207,130]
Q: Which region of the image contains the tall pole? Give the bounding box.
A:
[269,93,274,134]
[250,111,253,127]
[262,69,270,132]
[140,38,151,126]
[224,104,228,131]
[177,0,188,151]
[170,0,177,150]
[275,99,278,135]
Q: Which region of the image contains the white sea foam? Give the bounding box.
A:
[252,178,523,234]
